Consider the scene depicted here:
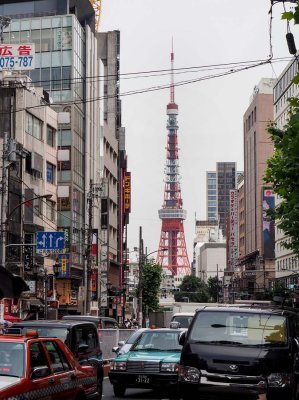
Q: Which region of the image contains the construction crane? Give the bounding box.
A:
[89,0,102,32]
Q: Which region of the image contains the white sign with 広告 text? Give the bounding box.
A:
[0,43,35,70]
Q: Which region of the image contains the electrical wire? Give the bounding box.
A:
[0,58,275,116]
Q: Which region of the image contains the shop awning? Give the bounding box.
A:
[0,266,29,299]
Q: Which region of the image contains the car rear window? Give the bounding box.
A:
[172,315,193,328]
[19,327,70,345]
[0,342,25,377]
[190,311,287,346]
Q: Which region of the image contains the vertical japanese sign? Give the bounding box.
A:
[263,188,275,259]
[229,189,239,269]
[57,254,70,278]
[0,44,35,70]
[124,172,131,214]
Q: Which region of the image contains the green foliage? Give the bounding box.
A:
[142,263,163,312]
[271,281,287,297]
[265,106,299,256]
[281,11,294,21]
[174,275,209,302]
[179,275,205,292]
[265,1,299,257]
[207,276,221,302]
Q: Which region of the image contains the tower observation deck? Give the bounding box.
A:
[156,47,190,277]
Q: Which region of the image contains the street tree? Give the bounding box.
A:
[142,262,163,313]
[174,275,209,302]
[207,276,220,302]
[264,1,299,256]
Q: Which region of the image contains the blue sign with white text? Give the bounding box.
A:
[36,231,65,254]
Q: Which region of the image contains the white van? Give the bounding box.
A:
[170,312,195,328]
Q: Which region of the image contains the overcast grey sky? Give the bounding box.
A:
[101,0,298,261]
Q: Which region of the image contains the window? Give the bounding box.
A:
[30,342,49,374]
[47,125,56,147]
[46,199,55,222]
[26,113,43,140]
[43,341,70,373]
[46,162,55,184]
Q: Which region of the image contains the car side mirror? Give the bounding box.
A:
[112,346,120,353]
[179,331,187,346]
[78,343,89,353]
[30,366,50,380]
[118,340,125,347]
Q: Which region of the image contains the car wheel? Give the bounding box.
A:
[113,384,126,397]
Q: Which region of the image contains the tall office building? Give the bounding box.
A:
[0,0,126,318]
[206,171,217,221]
[241,78,276,296]
[206,163,238,234]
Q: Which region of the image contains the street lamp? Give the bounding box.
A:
[0,193,53,269]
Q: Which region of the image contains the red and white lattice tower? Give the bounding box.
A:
[156,46,190,277]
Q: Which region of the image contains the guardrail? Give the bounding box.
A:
[100,328,135,361]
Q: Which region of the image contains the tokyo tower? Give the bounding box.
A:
[156,46,190,277]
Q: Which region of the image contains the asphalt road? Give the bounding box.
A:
[103,378,268,400]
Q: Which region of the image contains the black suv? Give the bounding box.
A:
[12,320,103,398]
[178,305,299,400]
[62,315,119,329]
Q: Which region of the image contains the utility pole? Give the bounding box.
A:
[216,264,219,303]
[138,226,144,327]
[0,133,10,268]
[85,180,93,315]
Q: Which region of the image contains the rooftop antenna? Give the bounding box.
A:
[0,16,11,43]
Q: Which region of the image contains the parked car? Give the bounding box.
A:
[62,315,119,330]
[113,328,147,355]
[0,328,100,399]
[109,327,186,397]
[12,319,103,398]
[170,312,195,328]
[178,305,299,400]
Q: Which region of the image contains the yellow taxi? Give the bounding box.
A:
[0,328,100,399]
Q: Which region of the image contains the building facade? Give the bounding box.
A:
[241,78,276,297]
[0,0,126,320]
[273,59,299,281]
[0,76,58,318]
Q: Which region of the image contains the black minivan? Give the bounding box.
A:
[178,305,299,400]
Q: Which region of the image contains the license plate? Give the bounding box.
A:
[136,375,150,384]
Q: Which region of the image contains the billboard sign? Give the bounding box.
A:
[263,188,275,259]
[229,189,239,269]
[0,44,35,70]
[124,172,131,214]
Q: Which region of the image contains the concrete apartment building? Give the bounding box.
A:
[241,78,276,297]
[273,58,299,281]
[0,0,126,319]
[0,76,58,318]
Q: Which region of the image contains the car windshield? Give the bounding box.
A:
[0,342,25,377]
[126,330,143,344]
[19,327,69,345]
[189,311,287,346]
[131,331,182,351]
[172,315,193,328]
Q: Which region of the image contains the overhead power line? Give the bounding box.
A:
[0,57,275,116]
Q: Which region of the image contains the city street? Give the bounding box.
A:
[103,379,267,400]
